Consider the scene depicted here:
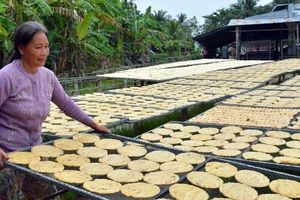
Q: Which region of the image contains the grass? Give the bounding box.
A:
[110,102,215,138]
[109,123,136,137]
[63,78,138,96]
[106,110,184,138]
[60,191,77,200]
[185,102,215,120]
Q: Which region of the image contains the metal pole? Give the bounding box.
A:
[297,23,299,58]
[281,40,283,60]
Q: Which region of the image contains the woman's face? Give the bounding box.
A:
[19,32,49,67]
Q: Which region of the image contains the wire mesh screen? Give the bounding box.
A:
[241,40,277,61]
[281,39,300,60]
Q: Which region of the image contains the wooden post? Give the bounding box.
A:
[63,83,68,92]
[79,76,83,89]
[235,26,241,60]
[297,23,299,58]
[124,79,128,88]
[73,81,79,96]
[286,22,297,56]
[96,79,102,92]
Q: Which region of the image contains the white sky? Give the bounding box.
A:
[134,0,272,25]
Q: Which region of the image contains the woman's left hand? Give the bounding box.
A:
[0,148,8,170]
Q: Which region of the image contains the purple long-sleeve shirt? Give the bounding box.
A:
[0,60,92,152]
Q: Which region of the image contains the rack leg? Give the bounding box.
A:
[36,189,69,200]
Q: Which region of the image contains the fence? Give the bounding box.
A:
[59,60,171,96]
[60,75,146,96]
[241,39,300,60]
[59,52,200,96]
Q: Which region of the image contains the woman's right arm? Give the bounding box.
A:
[0,69,11,107]
[0,65,10,170]
[0,149,8,170]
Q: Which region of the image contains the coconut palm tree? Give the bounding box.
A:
[120,1,165,64]
[201,0,271,33]
[232,0,259,18]
[176,13,188,25]
[152,10,171,23]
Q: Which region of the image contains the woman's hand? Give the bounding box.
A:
[89,121,111,134]
[0,148,8,170]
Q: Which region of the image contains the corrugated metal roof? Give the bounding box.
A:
[228,17,300,26]
[246,9,288,20]
[193,3,299,48]
[228,3,300,26]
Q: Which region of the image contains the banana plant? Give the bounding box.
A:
[120,2,165,64]
[0,1,15,66]
[0,0,52,66]
[44,0,123,74]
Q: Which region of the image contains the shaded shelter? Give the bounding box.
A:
[193,3,300,60]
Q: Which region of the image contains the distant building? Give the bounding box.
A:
[193,3,300,60]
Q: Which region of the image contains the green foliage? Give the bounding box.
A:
[152,9,171,23]
[167,20,184,40]
[232,0,259,18]
[76,0,94,12]
[76,12,93,41]
[0,2,8,14]
[61,77,129,96]
[0,0,201,73]
[149,53,169,62]
[60,191,76,200]
[272,0,300,4]
[120,0,166,64]
[112,102,215,138]
[0,23,7,37]
[33,0,53,16]
[0,39,12,54]
[0,14,16,66]
[201,0,274,33]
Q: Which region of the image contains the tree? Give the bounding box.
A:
[0,0,51,66]
[255,4,274,14]
[45,0,123,74]
[120,1,165,64]
[166,20,184,41]
[272,0,300,4]
[202,8,232,33]
[232,0,259,18]
[175,13,194,53]
[1,0,198,72]
[164,20,184,53]
[189,16,201,37]
[176,13,188,25]
[201,0,274,34]
[152,10,171,23]
[0,0,123,74]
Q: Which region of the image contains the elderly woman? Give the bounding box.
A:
[0,21,110,199]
